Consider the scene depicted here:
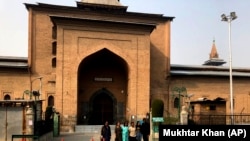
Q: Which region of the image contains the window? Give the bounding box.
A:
[52,41,57,55]
[4,94,11,100]
[48,95,54,107]
[52,57,56,68]
[174,97,179,108]
[52,25,57,39]
[2,92,12,100]
[210,105,216,110]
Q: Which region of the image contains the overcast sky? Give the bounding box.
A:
[1,0,250,68]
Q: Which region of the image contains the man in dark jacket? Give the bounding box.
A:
[141,118,150,141]
[101,121,111,141]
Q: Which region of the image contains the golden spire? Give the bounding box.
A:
[210,39,219,59]
[203,39,226,66]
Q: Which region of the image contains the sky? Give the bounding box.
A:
[0,0,250,68]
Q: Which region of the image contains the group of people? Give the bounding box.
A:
[100,118,150,141]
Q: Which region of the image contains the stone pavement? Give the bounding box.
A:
[52,132,158,141]
[52,132,115,141]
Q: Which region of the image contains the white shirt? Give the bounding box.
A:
[129,126,136,137]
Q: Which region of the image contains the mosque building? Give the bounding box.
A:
[0,0,174,132]
[1,0,250,136]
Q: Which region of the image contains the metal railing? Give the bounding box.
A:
[189,114,250,125]
[12,135,39,141]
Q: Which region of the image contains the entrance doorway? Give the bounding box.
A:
[77,48,128,125]
[90,92,114,125]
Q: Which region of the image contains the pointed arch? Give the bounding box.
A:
[88,88,117,125]
[78,42,132,73]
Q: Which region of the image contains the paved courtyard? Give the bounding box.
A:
[52,132,158,141]
[52,132,115,141]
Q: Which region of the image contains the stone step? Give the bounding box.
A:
[75,125,115,133]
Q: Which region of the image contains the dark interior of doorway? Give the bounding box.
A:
[89,92,114,125]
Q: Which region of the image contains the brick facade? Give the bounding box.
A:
[0,2,173,132]
[2,1,249,134]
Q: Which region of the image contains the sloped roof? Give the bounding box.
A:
[80,0,122,6]
[0,56,28,68]
[24,2,174,21]
[170,64,250,77]
[191,97,226,103]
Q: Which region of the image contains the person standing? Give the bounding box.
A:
[141,118,150,141]
[121,121,129,141]
[101,121,111,141]
[115,121,122,141]
[129,121,137,141]
[135,121,142,141]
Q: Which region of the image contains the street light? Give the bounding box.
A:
[30,76,43,136]
[221,12,237,125]
[172,86,187,122]
[31,76,43,100]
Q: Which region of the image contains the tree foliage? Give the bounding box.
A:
[152,99,164,117]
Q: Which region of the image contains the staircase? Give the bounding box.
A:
[75,125,115,141]
[75,125,101,133]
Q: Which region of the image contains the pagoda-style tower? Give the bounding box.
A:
[203,40,226,66]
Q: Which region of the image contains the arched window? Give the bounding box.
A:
[4,94,11,100]
[174,97,179,108]
[52,25,57,39]
[52,41,57,55]
[48,95,54,107]
[52,57,56,68]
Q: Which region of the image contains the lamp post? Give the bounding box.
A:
[30,76,43,136]
[221,12,237,125]
[31,76,43,100]
[172,86,187,123]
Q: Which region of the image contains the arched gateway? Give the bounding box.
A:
[89,88,116,125]
[77,48,128,125]
[23,0,172,131]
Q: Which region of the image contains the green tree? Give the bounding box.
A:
[152,99,164,117]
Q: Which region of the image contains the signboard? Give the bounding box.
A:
[152,117,164,122]
[152,117,164,134]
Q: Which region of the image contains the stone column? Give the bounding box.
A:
[180,106,188,125]
[26,107,34,135]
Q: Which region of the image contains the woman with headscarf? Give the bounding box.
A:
[121,121,129,141]
[115,121,122,141]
